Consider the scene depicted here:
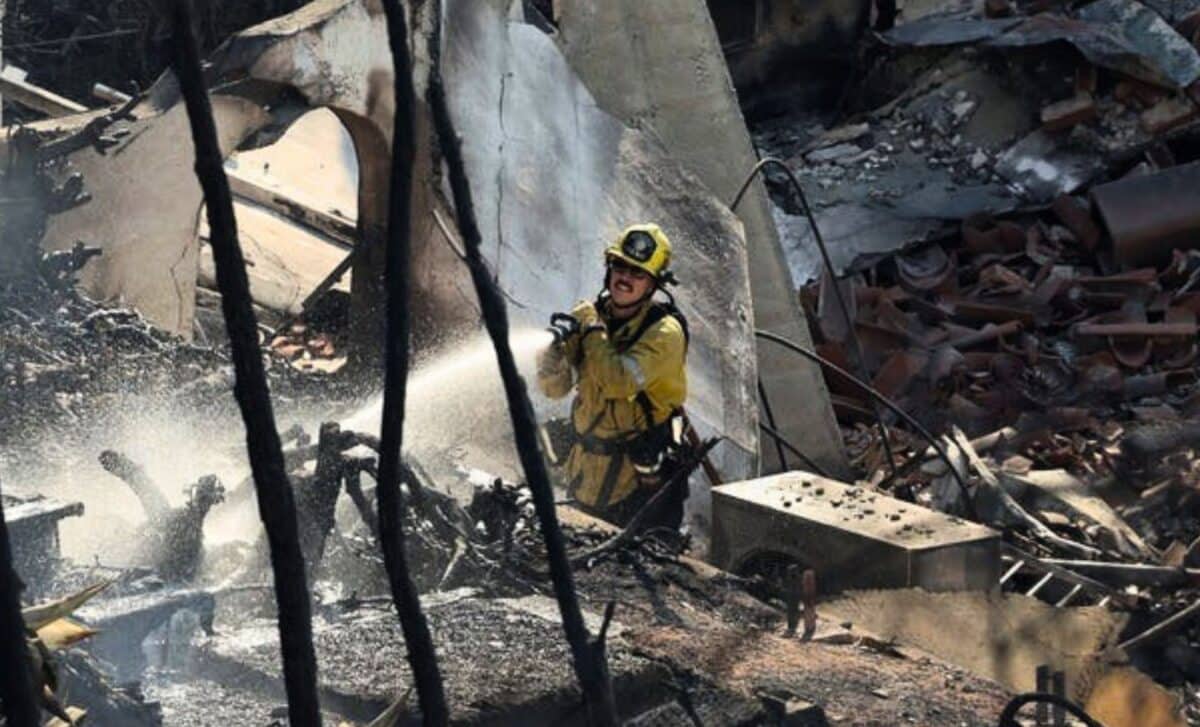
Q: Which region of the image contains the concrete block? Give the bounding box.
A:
[709,472,1001,593]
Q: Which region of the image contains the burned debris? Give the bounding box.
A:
[8,0,1200,725]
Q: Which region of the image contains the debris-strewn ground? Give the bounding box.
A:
[12,0,1200,725]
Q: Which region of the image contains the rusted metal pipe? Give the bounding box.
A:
[1074,322,1197,337]
[945,320,1022,349]
[1091,160,1200,267]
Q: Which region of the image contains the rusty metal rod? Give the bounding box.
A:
[1111,599,1200,655]
[376,0,449,723]
[732,157,899,480]
[946,320,1022,349]
[758,421,830,477]
[425,3,618,724]
[167,2,322,723]
[1075,323,1197,337]
[0,485,40,727]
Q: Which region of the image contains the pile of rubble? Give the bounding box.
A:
[0,272,362,476]
[744,0,1200,720]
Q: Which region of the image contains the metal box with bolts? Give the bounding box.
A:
[710,472,1001,593]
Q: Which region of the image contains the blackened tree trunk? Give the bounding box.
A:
[166,1,322,723]
[376,0,450,723]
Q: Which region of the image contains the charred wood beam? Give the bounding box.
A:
[425,4,618,724]
[0,72,87,117]
[377,1,449,724]
[166,1,322,724]
[98,450,171,523]
[0,486,40,727]
[227,172,356,249]
[343,467,380,538]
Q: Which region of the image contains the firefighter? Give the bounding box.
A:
[536,223,690,529]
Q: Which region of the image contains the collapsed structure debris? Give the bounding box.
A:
[8,0,1200,725]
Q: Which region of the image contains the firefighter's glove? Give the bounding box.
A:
[570,300,602,331]
[547,312,580,345]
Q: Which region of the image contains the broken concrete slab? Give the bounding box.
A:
[710,472,1001,592]
[995,128,1110,201]
[3,493,84,590]
[885,2,1200,89]
[823,588,1127,696]
[38,90,269,337]
[198,201,349,316]
[77,587,216,682]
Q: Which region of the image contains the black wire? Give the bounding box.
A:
[731,157,900,480]
[758,421,829,478]
[2,28,139,50]
[755,329,978,520]
[757,378,789,471]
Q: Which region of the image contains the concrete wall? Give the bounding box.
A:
[440,0,761,528]
[557,0,850,477]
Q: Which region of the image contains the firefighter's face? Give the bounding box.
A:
[608,260,653,307]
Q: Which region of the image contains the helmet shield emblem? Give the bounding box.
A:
[622,231,656,263]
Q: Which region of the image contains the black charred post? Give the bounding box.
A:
[425,5,619,724]
[377,1,450,724]
[166,1,322,724]
[300,422,348,565]
[0,488,40,727]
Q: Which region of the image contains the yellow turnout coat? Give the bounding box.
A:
[536,298,688,511]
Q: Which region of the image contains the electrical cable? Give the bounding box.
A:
[758,420,829,478]
[2,28,139,51]
[731,156,899,480]
[755,328,977,520]
[757,378,790,471]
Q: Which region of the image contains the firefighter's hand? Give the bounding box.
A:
[547,312,580,345]
[570,300,601,330]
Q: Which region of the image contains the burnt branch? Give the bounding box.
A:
[377,0,449,723]
[425,3,618,724]
[98,450,171,523]
[166,1,322,724]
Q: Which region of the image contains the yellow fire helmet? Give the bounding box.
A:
[605,224,673,281]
